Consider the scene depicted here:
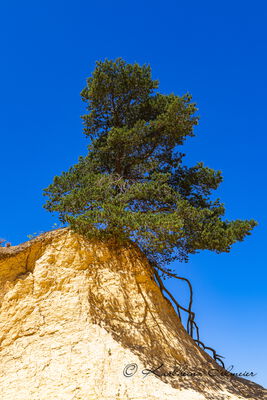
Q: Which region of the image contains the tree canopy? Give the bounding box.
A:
[43,58,257,271]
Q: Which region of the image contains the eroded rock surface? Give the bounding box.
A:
[0,228,265,399]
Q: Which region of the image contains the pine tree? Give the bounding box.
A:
[43,58,257,271]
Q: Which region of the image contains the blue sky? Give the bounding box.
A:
[1,0,266,387]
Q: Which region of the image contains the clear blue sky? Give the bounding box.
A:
[1,0,266,387]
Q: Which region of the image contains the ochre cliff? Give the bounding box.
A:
[0,228,265,399]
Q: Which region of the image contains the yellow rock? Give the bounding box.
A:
[0,228,265,399]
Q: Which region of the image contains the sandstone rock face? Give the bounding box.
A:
[0,228,265,400]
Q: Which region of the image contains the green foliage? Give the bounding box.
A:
[27,231,44,240]
[43,58,257,269]
[26,223,63,240]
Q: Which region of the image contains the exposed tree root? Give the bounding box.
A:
[152,264,225,369]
